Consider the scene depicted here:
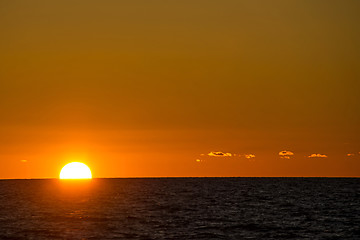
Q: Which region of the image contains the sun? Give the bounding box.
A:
[59,162,92,179]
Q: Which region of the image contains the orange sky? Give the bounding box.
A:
[1,0,359,178]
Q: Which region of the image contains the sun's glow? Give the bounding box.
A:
[60,162,92,179]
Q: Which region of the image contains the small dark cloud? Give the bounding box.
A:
[208,151,232,157]
[244,154,256,159]
[279,150,294,159]
[308,153,327,158]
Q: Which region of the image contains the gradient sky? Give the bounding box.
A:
[1,0,359,178]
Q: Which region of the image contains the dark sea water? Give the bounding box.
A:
[0,178,359,239]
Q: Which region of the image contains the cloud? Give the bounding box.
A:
[244,154,256,159]
[208,151,232,157]
[347,153,355,157]
[308,153,328,158]
[279,150,294,159]
[195,159,203,163]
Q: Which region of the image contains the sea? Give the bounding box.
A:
[0,178,359,239]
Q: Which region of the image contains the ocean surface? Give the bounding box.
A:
[0,178,359,239]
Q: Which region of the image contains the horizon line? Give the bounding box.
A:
[0,176,359,180]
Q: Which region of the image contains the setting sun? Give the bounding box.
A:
[59,162,92,179]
